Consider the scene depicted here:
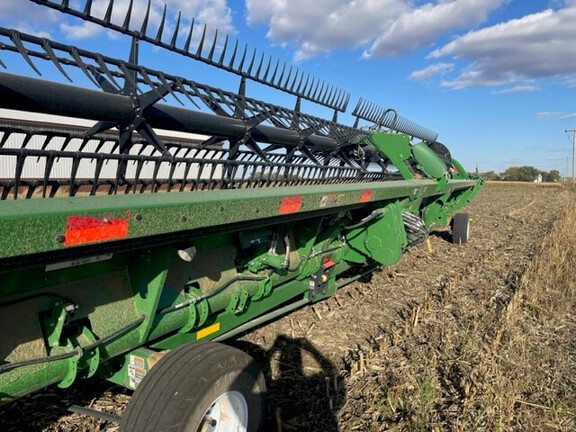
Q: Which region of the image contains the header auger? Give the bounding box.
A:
[0,1,482,430]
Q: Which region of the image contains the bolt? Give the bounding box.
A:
[180,215,188,222]
[135,213,143,221]
[203,416,217,427]
[55,234,65,244]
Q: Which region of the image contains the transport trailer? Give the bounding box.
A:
[0,1,482,430]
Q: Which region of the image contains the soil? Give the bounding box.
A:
[0,183,571,431]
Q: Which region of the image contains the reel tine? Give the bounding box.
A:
[123,0,134,30]
[158,72,184,105]
[30,0,352,111]
[42,39,73,82]
[195,23,207,57]
[170,11,182,48]
[217,33,229,65]
[227,39,239,69]
[155,4,167,43]
[237,43,248,72]
[175,79,202,109]
[70,46,100,87]
[96,54,121,90]
[83,0,93,15]
[254,52,265,79]
[207,29,219,62]
[262,55,272,81]
[246,48,257,76]
[184,18,195,53]
[10,31,42,76]
[283,66,293,89]
[104,0,113,24]
[140,0,151,35]
[289,70,299,92]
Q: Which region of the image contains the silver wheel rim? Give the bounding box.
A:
[196,390,248,432]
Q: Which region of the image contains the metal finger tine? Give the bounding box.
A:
[254,52,265,78]
[175,79,201,109]
[296,73,307,94]
[237,43,248,72]
[70,47,100,87]
[96,54,121,90]
[312,80,324,100]
[246,48,257,75]
[328,88,339,107]
[104,0,114,24]
[42,39,72,82]
[83,0,93,15]
[140,68,161,95]
[261,55,272,81]
[10,30,42,76]
[321,84,333,105]
[227,39,239,69]
[195,24,207,57]
[119,61,138,93]
[275,63,287,87]
[140,0,151,35]
[207,29,219,62]
[184,18,195,52]
[155,4,167,43]
[0,55,5,69]
[283,66,294,89]
[170,11,182,48]
[123,0,134,30]
[289,70,299,92]
[305,78,320,99]
[217,33,228,65]
[269,59,280,83]
[158,72,183,105]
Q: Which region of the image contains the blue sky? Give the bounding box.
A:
[1,0,575,175]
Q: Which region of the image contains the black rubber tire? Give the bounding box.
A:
[120,342,266,432]
[451,213,470,244]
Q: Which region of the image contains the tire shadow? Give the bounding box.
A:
[233,335,345,432]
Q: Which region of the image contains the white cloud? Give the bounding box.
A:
[0,0,234,43]
[491,85,537,94]
[537,111,564,119]
[560,112,576,120]
[245,0,506,60]
[430,6,576,88]
[363,0,506,58]
[409,63,453,80]
[247,0,409,60]
[0,1,59,37]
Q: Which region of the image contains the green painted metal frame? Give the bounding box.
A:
[0,179,477,260]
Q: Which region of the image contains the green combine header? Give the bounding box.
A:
[0,1,482,430]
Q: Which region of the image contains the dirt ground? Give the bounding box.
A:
[0,183,572,431]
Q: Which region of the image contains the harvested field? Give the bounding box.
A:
[1,183,575,431]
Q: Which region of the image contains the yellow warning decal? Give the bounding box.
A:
[196,322,221,340]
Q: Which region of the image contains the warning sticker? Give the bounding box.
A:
[128,355,147,389]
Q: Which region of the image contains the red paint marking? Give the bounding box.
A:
[64,215,129,246]
[278,196,302,214]
[322,259,336,268]
[359,189,372,203]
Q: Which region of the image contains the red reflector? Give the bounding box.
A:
[359,189,372,203]
[64,215,129,246]
[278,196,302,214]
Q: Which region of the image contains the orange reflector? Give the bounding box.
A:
[359,189,372,203]
[278,196,302,214]
[64,215,129,246]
